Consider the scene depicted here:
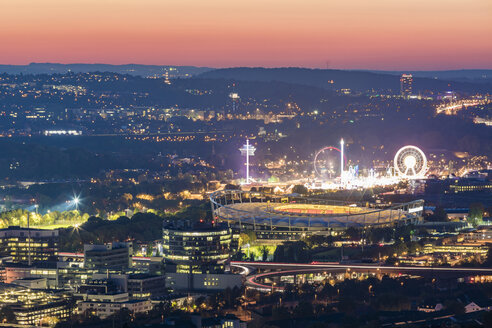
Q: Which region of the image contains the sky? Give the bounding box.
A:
[0,0,491,70]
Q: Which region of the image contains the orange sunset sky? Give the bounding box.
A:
[1,0,491,69]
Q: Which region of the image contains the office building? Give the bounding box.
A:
[426,177,492,194]
[2,262,59,288]
[0,285,72,325]
[127,273,167,299]
[165,272,242,292]
[162,222,241,291]
[76,291,151,319]
[75,277,151,318]
[449,179,492,193]
[88,272,168,299]
[162,222,232,274]
[0,226,58,264]
[84,242,132,270]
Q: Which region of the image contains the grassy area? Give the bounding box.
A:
[32,223,72,229]
[312,247,362,261]
[32,221,85,230]
[242,245,277,260]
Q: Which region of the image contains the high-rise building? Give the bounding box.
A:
[400,74,413,98]
[162,222,232,274]
[0,226,58,264]
[162,221,241,292]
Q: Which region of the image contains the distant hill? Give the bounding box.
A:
[368,69,492,84]
[0,63,212,78]
[199,67,492,93]
[2,64,490,93]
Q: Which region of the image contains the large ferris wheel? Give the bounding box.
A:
[394,146,427,178]
[314,146,346,179]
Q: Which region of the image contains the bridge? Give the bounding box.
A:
[231,261,492,291]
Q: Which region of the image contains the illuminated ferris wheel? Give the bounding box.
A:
[314,146,345,179]
[394,145,427,178]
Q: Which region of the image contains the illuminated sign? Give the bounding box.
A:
[43,130,82,136]
[409,206,424,213]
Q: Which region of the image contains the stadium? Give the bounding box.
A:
[210,190,424,239]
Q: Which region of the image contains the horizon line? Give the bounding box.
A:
[1,62,492,72]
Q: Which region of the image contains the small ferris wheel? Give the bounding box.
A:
[394,145,427,178]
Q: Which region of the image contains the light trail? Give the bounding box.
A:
[242,268,344,291]
[232,261,492,273]
[435,99,491,115]
[233,263,252,275]
[233,261,492,292]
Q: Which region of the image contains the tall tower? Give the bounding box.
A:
[340,138,344,182]
[164,71,171,85]
[400,74,413,98]
[229,83,240,113]
[239,139,256,184]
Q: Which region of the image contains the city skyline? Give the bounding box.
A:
[1,0,491,69]
[0,1,491,326]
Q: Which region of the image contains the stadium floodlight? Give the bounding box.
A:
[72,196,80,211]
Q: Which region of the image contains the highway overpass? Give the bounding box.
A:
[231,261,492,291]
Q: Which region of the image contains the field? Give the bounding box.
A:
[32,222,80,229]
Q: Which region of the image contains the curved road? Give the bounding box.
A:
[232,261,492,291]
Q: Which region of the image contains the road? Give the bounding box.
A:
[231,261,492,291]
